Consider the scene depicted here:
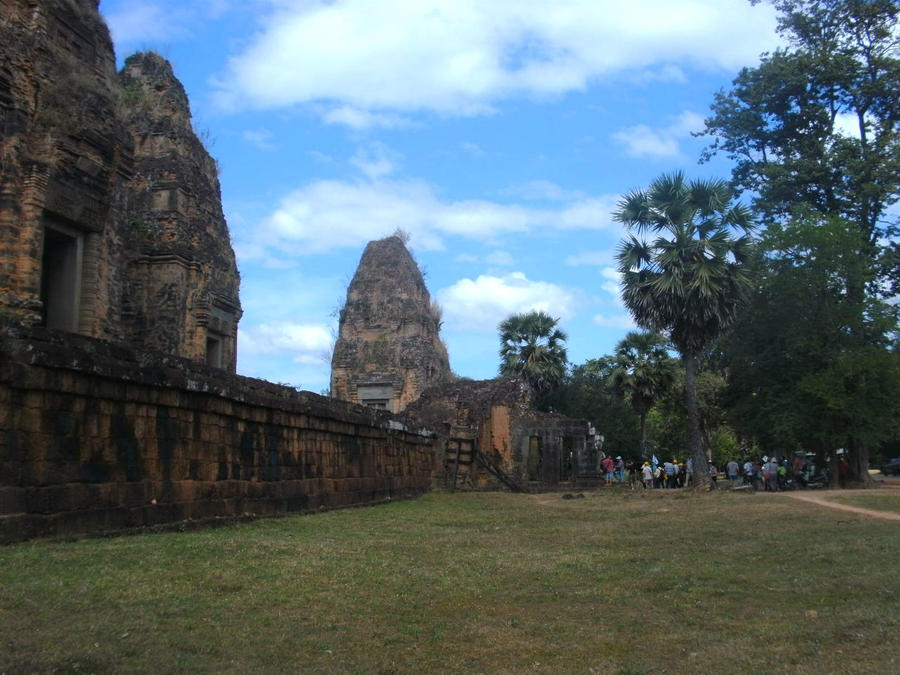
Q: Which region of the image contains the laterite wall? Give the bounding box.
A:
[0,327,437,543]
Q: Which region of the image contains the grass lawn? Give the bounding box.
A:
[1,489,898,674]
[829,492,900,516]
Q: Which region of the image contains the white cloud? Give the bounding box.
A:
[637,64,689,84]
[350,143,399,180]
[437,272,575,331]
[612,110,705,158]
[612,126,680,158]
[461,141,485,157]
[557,197,618,229]
[669,110,706,136]
[239,322,333,364]
[213,1,779,116]
[242,129,277,151]
[321,105,411,130]
[502,180,586,202]
[600,267,623,299]
[239,178,615,260]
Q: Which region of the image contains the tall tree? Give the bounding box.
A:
[498,310,568,394]
[722,216,900,482]
[614,172,754,489]
[609,331,677,459]
[701,0,900,480]
[701,0,899,287]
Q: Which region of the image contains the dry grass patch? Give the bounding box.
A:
[1,490,897,673]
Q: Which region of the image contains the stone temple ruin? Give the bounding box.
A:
[0,1,241,371]
[0,0,602,543]
[332,235,602,492]
[331,235,452,413]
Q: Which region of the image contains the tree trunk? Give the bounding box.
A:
[829,450,840,489]
[848,435,873,487]
[640,411,647,460]
[683,353,709,489]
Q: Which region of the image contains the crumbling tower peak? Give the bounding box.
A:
[330,235,451,412]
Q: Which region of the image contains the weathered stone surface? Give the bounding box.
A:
[0,325,437,543]
[331,235,451,412]
[0,1,241,370]
[0,0,130,330]
[118,52,241,369]
[403,377,600,489]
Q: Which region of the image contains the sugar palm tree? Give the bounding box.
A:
[498,310,568,394]
[614,172,753,488]
[610,331,676,460]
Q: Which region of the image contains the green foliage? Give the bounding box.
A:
[614,171,754,484]
[722,216,900,458]
[701,0,900,288]
[539,358,641,458]
[117,83,148,109]
[708,425,741,467]
[497,310,568,394]
[614,171,754,358]
[34,49,113,141]
[609,331,677,457]
[646,364,733,462]
[701,0,900,481]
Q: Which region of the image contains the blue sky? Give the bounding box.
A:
[98,0,783,394]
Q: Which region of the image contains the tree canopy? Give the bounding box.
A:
[609,331,677,459]
[722,216,900,478]
[615,171,754,487]
[498,310,568,395]
[701,0,900,289]
[699,0,900,481]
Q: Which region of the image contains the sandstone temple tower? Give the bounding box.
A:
[0,0,241,370]
[331,235,451,412]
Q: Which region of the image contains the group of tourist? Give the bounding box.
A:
[601,455,714,489]
[635,457,714,489]
[600,452,832,491]
[724,454,831,490]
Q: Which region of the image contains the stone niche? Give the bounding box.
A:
[0,1,242,372]
[331,235,451,412]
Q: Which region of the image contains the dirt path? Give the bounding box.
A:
[779,489,900,521]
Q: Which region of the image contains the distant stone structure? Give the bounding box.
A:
[330,235,451,412]
[0,0,241,370]
[333,237,602,490]
[403,377,602,491]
